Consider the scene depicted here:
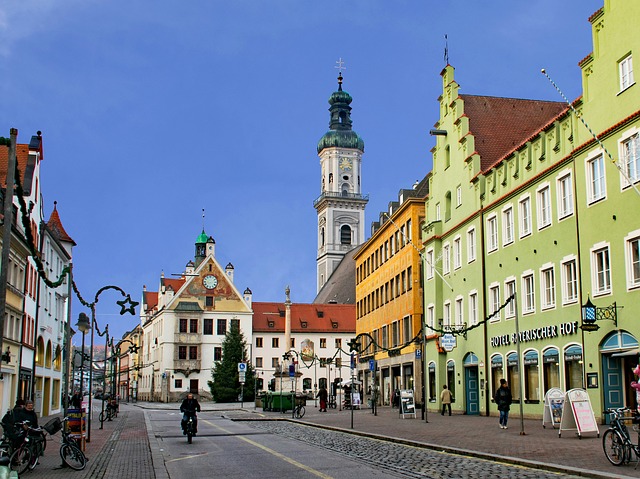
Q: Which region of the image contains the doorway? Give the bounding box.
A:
[464,353,479,415]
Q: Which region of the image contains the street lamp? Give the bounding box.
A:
[76,312,91,402]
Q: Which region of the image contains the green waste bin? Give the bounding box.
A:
[271,392,293,412]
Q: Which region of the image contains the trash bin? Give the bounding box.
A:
[271,392,293,412]
[261,392,270,411]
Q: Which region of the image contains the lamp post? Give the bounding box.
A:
[76,313,91,405]
[71,282,138,443]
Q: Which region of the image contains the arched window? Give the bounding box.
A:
[446,360,456,400]
[491,354,503,397]
[341,183,350,195]
[564,344,583,390]
[340,225,351,245]
[45,340,53,369]
[507,352,520,401]
[523,350,539,401]
[36,337,45,367]
[542,347,560,392]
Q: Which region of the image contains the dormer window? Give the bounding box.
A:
[331,321,338,329]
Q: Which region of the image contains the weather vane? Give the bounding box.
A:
[335,57,346,74]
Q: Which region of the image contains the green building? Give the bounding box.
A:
[423,0,640,421]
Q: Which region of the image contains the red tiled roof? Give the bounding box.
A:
[588,7,604,23]
[143,291,158,311]
[252,302,355,333]
[161,277,184,292]
[0,144,31,188]
[46,202,76,245]
[460,95,566,172]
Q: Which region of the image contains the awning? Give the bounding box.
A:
[610,348,640,357]
[340,379,362,387]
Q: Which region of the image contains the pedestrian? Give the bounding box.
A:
[22,400,38,427]
[1,399,26,447]
[440,385,452,416]
[317,386,328,412]
[71,390,82,410]
[494,378,513,429]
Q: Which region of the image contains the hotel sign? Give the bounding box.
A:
[490,321,578,348]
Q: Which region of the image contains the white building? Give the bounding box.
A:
[139,230,253,402]
[252,295,355,401]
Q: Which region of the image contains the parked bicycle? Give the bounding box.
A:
[602,407,640,468]
[293,403,305,419]
[99,404,117,423]
[7,421,46,474]
[13,416,88,472]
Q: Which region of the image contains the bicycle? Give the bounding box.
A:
[293,403,305,419]
[8,421,45,474]
[602,407,640,468]
[99,406,116,423]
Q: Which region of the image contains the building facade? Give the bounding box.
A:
[354,177,429,406]
[139,230,253,402]
[422,0,640,421]
[252,298,355,402]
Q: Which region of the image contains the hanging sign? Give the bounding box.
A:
[542,387,564,429]
[559,388,600,438]
[440,334,457,352]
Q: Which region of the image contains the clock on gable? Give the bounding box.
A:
[203,274,218,290]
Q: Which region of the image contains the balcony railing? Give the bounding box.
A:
[313,191,369,207]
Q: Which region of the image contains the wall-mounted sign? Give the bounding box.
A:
[490,321,578,348]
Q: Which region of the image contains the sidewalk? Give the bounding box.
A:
[25,400,640,479]
[26,401,161,479]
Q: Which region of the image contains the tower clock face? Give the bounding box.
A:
[339,157,353,171]
[203,274,218,289]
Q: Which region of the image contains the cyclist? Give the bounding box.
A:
[180,393,201,436]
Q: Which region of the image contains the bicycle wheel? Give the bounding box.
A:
[60,443,87,471]
[603,428,627,466]
[9,446,33,475]
[296,406,305,419]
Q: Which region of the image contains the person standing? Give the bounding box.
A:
[317,386,328,412]
[494,378,513,429]
[440,385,452,416]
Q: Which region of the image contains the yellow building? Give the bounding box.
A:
[354,176,428,406]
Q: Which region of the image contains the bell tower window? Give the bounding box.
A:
[340,225,352,245]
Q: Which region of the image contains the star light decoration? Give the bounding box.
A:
[117,294,139,316]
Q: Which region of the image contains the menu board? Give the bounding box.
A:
[559,388,599,438]
[400,390,416,418]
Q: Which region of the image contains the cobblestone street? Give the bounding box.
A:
[248,421,580,479]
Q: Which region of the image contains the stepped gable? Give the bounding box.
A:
[461,95,567,172]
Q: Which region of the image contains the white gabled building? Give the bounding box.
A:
[139,229,253,402]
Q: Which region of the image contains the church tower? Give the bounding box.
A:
[314,69,367,293]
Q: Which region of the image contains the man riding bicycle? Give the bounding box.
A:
[180,393,201,435]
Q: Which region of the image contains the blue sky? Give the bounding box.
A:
[0,0,602,342]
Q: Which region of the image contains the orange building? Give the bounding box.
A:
[354,176,428,406]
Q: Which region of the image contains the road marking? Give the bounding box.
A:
[204,420,333,479]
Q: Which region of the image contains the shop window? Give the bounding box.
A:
[523,350,540,402]
[446,360,456,401]
[542,348,560,393]
[507,352,520,401]
[564,345,583,390]
[491,355,503,399]
[428,362,436,401]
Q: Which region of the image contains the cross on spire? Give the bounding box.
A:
[335,58,346,89]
